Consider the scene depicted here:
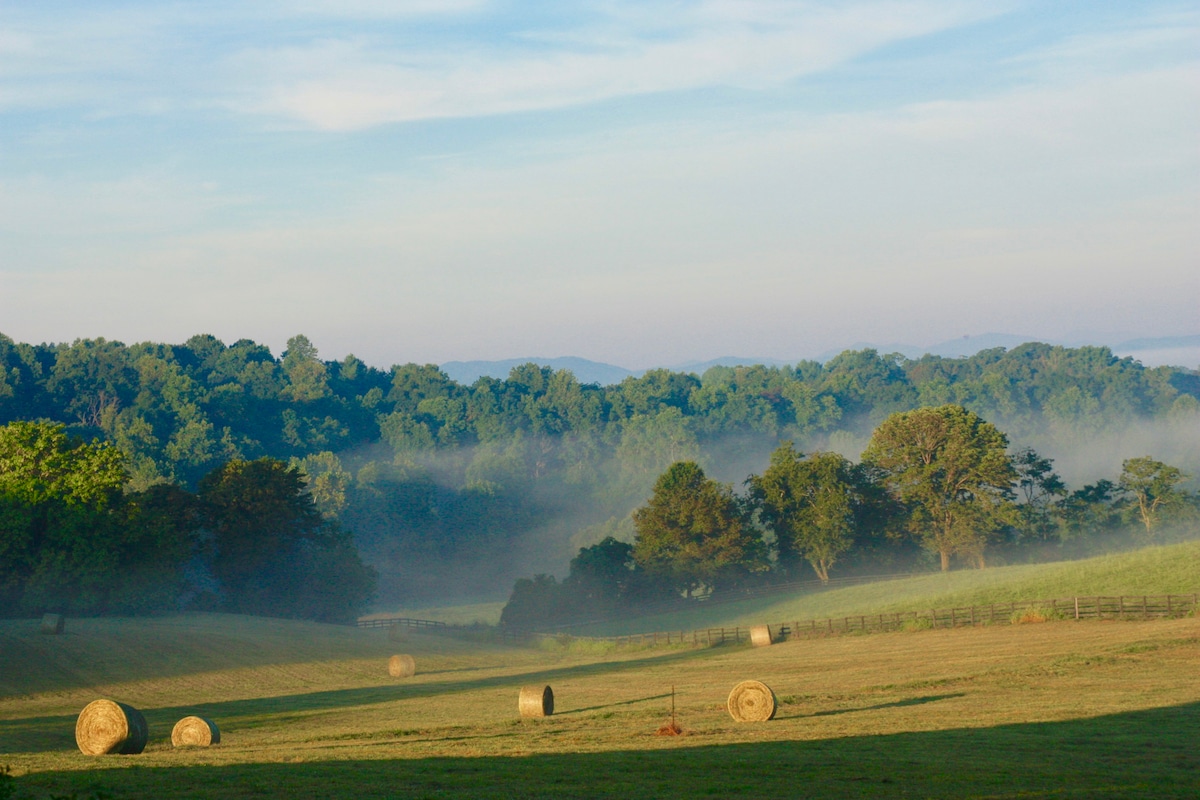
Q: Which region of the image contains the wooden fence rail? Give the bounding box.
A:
[770,594,1200,640]
[355,617,448,631]
[504,593,1200,646]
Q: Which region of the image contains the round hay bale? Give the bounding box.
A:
[727,680,777,722]
[749,624,772,647]
[171,716,220,747]
[387,623,407,642]
[40,613,65,635]
[388,654,416,678]
[519,685,554,717]
[75,699,148,755]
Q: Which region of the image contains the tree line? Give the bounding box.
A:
[1,331,1198,606]
[0,421,374,621]
[500,404,1198,630]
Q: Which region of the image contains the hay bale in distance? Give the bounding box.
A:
[75,699,149,755]
[727,680,777,722]
[749,624,772,647]
[388,654,417,678]
[519,685,554,717]
[40,613,65,635]
[171,716,220,747]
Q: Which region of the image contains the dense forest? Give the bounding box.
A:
[1,332,1198,614]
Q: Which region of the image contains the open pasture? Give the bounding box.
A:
[2,610,1198,798]
[567,540,1200,637]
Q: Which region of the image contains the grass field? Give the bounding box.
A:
[563,539,1200,636]
[3,602,1199,798]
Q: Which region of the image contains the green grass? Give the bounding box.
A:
[3,608,1200,798]
[569,539,1200,636]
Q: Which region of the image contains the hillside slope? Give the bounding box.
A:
[572,539,1200,636]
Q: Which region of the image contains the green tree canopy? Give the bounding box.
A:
[1117,456,1193,537]
[631,461,766,595]
[748,443,889,582]
[199,457,374,621]
[862,404,1016,570]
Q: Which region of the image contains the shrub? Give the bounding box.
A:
[1010,606,1066,624]
[900,617,933,632]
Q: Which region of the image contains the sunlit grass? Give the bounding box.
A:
[570,538,1200,636]
[2,612,1198,798]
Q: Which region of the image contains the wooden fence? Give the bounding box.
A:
[505,593,1200,647]
[355,594,1198,647]
[356,616,448,631]
[767,594,1200,641]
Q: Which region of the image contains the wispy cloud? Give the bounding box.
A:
[231,1,1001,129]
[0,1,1000,125]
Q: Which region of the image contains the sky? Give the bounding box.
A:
[1,0,1197,370]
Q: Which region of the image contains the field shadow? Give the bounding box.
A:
[0,647,715,754]
[11,701,1200,799]
[556,693,672,715]
[798,692,966,719]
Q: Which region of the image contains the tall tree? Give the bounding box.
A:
[631,461,766,595]
[748,443,888,582]
[1117,456,1192,537]
[1011,447,1066,541]
[862,405,1016,570]
[199,457,374,621]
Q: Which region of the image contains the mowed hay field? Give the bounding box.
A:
[2,610,1199,798]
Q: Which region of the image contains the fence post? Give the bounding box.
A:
[931,609,938,628]
[1074,597,1079,620]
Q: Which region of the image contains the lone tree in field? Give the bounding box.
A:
[747,443,889,582]
[1117,456,1192,537]
[862,404,1015,570]
[632,461,766,596]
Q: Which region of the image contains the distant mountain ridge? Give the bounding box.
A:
[440,357,636,386]
[440,334,1200,385]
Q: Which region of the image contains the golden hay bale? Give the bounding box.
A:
[171,716,220,747]
[388,624,408,642]
[749,624,772,647]
[519,685,554,717]
[388,654,416,678]
[727,680,777,722]
[40,613,65,635]
[75,699,149,755]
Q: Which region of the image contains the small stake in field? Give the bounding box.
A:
[657,685,683,735]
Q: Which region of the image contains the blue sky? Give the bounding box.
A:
[1,1,1197,368]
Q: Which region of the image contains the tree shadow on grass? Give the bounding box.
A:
[796,692,967,719]
[556,693,672,715]
[0,647,716,754]
[11,701,1200,799]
